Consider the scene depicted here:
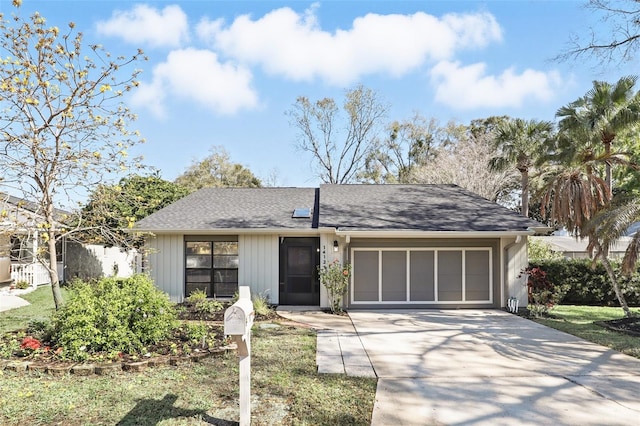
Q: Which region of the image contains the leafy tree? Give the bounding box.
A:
[412,120,519,204]
[175,146,261,191]
[556,76,640,194]
[81,174,189,249]
[288,85,389,184]
[0,5,145,309]
[489,118,555,217]
[358,115,444,183]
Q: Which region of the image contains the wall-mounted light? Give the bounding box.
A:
[333,240,339,252]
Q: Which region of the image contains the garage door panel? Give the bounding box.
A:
[410,251,434,301]
[438,251,462,301]
[465,251,490,301]
[382,251,406,301]
[353,251,379,302]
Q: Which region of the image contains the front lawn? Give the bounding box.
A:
[0,286,67,334]
[0,286,376,425]
[533,305,640,358]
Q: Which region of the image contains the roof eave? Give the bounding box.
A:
[129,227,323,235]
[334,229,538,238]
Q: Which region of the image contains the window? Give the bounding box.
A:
[185,238,238,298]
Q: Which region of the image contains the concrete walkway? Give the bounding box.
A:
[0,294,30,312]
[276,306,376,377]
[277,307,640,425]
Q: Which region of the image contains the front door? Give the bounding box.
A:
[279,237,320,305]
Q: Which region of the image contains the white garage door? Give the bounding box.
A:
[351,248,492,305]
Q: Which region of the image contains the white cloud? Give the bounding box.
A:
[196,6,502,85]
[131,48,258,117]
[96,4,189,48]
[430,61,562,109]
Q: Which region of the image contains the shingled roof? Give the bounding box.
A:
[134,184,545,234]
[318,184,543,233]
[134,187,318,232]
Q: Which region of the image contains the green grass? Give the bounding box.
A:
[0,288,376,425]
[534,305,640,358]
[0,286,68,333]
[0,325,376,425]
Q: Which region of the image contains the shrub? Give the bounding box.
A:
[529,259,640,306]
[15,280,29,290]
[521,266,568,317]
[252,291,273,317]
[51,274,177,361]
[528,238,563,262]
[318,260,351,313]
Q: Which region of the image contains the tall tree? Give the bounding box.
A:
[358,115,443,183]
[412,121,519,204]
[556,76,640,195]
[175,146,261,192]
[537,137,634,316]
[288,85,388,184]
[81,174,189,249]
[489,118,554,217]
[0,5,145,309]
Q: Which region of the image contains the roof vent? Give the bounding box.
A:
[292,208,311,218]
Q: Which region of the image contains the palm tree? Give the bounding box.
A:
[537,165,635,316]
[556,75,640,195]
[490,118,554,217]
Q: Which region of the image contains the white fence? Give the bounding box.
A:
[11,263,51,287]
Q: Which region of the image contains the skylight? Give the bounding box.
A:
[292,207,311,218]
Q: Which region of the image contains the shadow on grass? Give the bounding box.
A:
[116,394,237,426]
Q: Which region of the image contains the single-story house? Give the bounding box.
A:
[134,184,546,309]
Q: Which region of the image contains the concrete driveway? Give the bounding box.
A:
[348,310,640,425]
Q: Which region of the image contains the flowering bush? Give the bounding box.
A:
[520,266,568,317]
[318,260,351,313]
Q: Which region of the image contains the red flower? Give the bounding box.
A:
[20,336,41,351]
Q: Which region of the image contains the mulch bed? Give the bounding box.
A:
[1,302,281,376]
[597,317,640,337]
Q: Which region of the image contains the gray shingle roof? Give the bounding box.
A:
[134,184,545,233]
[318,184,543,232]
[134,187,318,231]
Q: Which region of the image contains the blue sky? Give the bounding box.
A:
[5,0,636,188]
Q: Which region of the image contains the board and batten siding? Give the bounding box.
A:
[505,236,528,307]
[146,234,185,302]
[238,234,280,304]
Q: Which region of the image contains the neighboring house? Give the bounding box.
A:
[134,184,546,309]
[531,236,633,259]
[0,193,137,287]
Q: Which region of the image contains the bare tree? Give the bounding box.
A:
[288,85,389,184]
[0,5,145,308]
[411,121,519,204]
[558,0,640,65]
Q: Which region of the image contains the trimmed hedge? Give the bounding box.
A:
[529,258,640,306]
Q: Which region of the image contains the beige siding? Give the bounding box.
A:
[505,236,528,306]
[146,234,184,302]
[238,235,279,304]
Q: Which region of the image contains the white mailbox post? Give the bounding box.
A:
[224,286,254,426]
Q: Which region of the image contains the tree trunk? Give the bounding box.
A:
[47,229,64,310]
[598,251,631,317]
[604,140,612,197]
[520,169,529,218]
